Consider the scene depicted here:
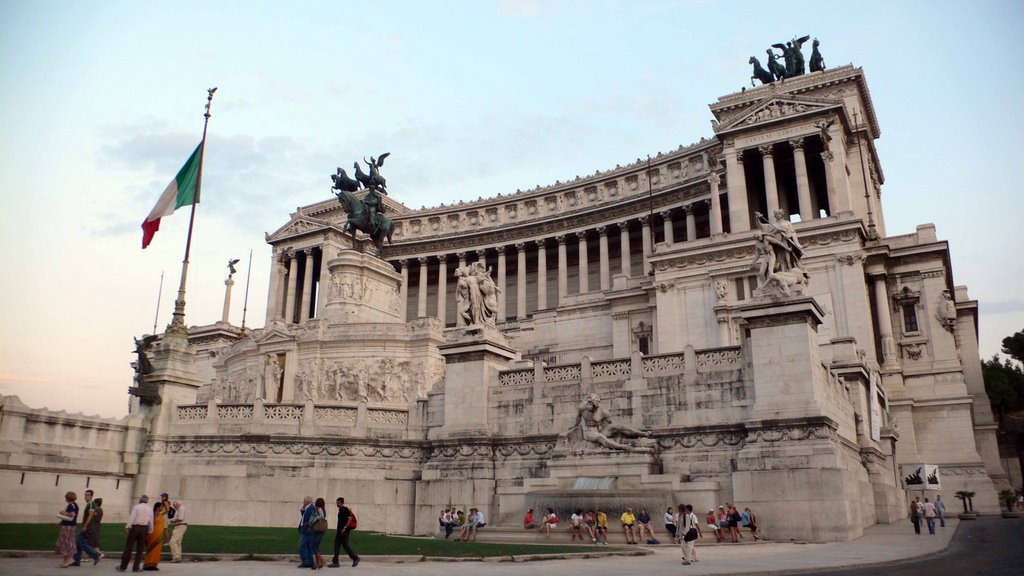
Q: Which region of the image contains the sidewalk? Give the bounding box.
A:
[0,519,957,576]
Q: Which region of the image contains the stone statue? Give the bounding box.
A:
[568,393,654,454]
[474,262,500,325]
[133,335,158,379]
[937,290,957,332]
[455,262,499,328]
[809,38,825,72]
[264,353,282,401]
[814,118,835,153]
[751,210,809,297]
[227,258,240,278]
[714,279,729,303]
[749,56,774,87]
[330,153,395,255]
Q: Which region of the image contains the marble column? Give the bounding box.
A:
[458,252,467,269]
[535,240,547,310]
[640,216,651,273]
[284,253,298,324]
[398,259,409,322]
[222,277,234,323]
[496,246,507,321]
[724,147,751,232]
[660,210,674,244]
[790,138,814,221]
[759,144,780,217]
[300,249,315,321]
[709,172,723,235]
[437,255,448,324]
[619,222,631,276]
[516,243,527,320]
[417,257,428,317]
[872,275,899,369]
[597,226,610,291]
[476,249,486,270]
[685,205,697,241]
[556,235,568,302]
[576,231,589,294]
[265,253,282,322]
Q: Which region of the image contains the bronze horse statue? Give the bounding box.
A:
[749,56,774,86]
[333,189,394,255]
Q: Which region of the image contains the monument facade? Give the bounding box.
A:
[0,63,1007,542]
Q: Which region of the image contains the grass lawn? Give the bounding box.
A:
[0,524,605,558]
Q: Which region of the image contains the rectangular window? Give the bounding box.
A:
[902,304,919,333]
[735,278,746,301]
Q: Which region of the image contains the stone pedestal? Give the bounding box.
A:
[323,250,403,323]
[435,326,517,438]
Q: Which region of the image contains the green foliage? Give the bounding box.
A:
[0,524,602,557]
[1002,330,1024,364]
[998,489,1016,510]
[982,353,1024,417]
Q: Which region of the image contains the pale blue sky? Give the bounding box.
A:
[1,0,1021,417]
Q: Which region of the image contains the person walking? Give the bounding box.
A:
[56,491,79,568]
[922,497,937,535]
[935,495,946,527]
[168,501,187,563]
[909,497,921,535]
[298,496,316,568]
[82,498,104,561]
[328,497,359,568]
[117,495,154,573]
[309,498,328,569]
[679,504,701,565]
[72,490,102,566]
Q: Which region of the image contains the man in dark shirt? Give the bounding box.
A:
[329,497,359,568]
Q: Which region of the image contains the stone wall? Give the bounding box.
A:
[0,395,147,523]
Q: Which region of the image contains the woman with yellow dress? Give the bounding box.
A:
[142,502,167,571]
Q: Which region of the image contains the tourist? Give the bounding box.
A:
[309,497,328,569]
[442,507,456,539]
[664,506,678,544]
[935,495,946,527]
[922,497,937,535]
[636,506,659,544]
[467,507,486,541]
[570,509,584,541]
[680,504,701,565]
[595,509,608,545]
[457,509,466,528]
[329,497,359,568]
[620,507,637,544]
[117,495,153,573]
[72,490,102,566]
[538,507,559,538]
[584,510,597,543]
[83,497,104,559]
[717,506,729,541]
[727,504,742,543]
[909,497,921,535]
[706,509,722,542]
[298,496,316,568]
[142,501,168,571]
[744,507,761,541]
[523,508,537,529]
[56,491,79,568]
[168,500,187,563]
[161,492,175,521]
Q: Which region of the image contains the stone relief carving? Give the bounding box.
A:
[741,101,813,126]
[214,366,258,403]
[714,279,729,303]
[561,393,656,454]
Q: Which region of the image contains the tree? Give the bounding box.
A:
[982,329,1024,421]
[1003,329,1024,364]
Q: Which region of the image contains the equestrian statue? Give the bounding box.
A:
[330,152,395,256]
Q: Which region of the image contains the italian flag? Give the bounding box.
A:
[141,142,204,249]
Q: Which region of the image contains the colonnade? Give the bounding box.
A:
[266,248,323,324]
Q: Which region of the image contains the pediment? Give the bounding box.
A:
[254,325,295,345]
[716,96,840,134]
[266,214,332,243]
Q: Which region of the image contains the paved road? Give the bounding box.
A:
[1,517,1020,576]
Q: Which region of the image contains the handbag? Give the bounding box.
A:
[683,527,698,542]
[313,516,328,533]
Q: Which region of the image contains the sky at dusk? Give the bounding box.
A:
[1,0,1022,418]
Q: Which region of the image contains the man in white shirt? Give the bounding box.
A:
[921,498,937,535]
[117,495,154,572]
[680,504,702,565]
[468,508,486,542]
[168,501,188,563]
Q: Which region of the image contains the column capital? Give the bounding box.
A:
[456,251,467,261]
[495,245,506,255]
[398,259,409,268]
[596,225,608,236]
[617,221,630,232]
[437,254,448,263]
[515,242,527,252]
[476,249,486,259]
[701,199,711,210]
[555,235,567,246]
[417,256,428,265]
[681,204,693,215]
[533,239,547,250]
[638,215,650,226]
[708,172,721,186]
[575,230,587,242]
[788,137,806,150]
[757,143,774,157]
[659,209,673,220]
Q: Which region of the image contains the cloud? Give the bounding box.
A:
[980,300,1024,315]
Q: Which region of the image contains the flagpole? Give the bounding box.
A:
[152,271,164,335]
[167,87,217,339]
[240,249,253,331]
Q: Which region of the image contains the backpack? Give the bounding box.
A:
[346,509,358,530]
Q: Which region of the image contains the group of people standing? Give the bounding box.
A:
[909,495,946,535]
[56,490,104,568]
[298,496,359,569]
[116,492,187,572]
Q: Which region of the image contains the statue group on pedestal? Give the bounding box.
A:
[329,153,394,254]
[565,393,655,454]
[751,210,809,298]
[749,36,826,87]
[455,262,500,328]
